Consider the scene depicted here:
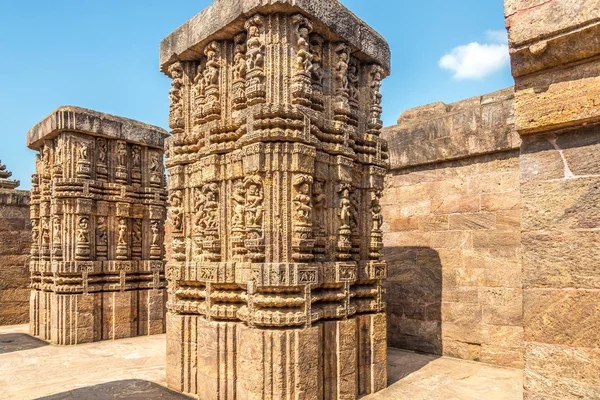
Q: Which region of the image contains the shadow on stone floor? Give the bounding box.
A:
[0,333,48,354]
[35,380,190,400]
[386,348,441,386]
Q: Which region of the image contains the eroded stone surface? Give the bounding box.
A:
[505,1,600,398]
[27,107,169,345]
[0,188,31,326]
[162,0,390,398]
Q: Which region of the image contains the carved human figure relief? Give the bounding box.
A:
[41,219,50,246]
[338,185,352,229]
[77,217,90,244]
[202,183,219,230]
[294,174,313,226]
[78,142,89,161]
[117,142,128,167]
[292,15,313,74]
[335,43,350,95]
[97,139,107,164]
[151,220,160,246]
[132,219,143,246]
[232,34,247,81]
[132,146,142,169]
[168,61,185,132]
[310,35,325,88]
[53,216,62,244]
[232,180,246,228]
[245,15,265,71]
[117,218,128,246]
[243,176,263,228]
[169,190,184,232]
[96,216,107,245]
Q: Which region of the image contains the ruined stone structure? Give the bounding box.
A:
[26,107,169,345]
[161,0,390,397]
[505,1,600,398]
[382,88,524,368]
[0,161,31,326]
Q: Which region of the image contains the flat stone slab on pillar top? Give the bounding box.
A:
[162,0,391,398]
[26,105,169,345]
[26,106,167,150]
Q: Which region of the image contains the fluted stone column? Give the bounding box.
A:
[26,106,169,345]
[161,0,391,398]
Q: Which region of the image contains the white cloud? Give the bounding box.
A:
[439,30,510,80]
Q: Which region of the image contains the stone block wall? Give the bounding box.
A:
[505,0,600,397]
[0,189,31,325]
[381,88,524,368]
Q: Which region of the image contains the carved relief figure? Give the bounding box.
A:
[41,219,50,246]
[77,217,90,244]
[194,63,207,97]
[370,64,384,106]
[168,62,185,131]
[292,15,313,74]
[204,42,220,87]
[97,139,107,164]
[338,185,352,228]
[131,220,142,246]
[294,175,313,226]
[232,180,246,228]
[335,43,350,94]
[371,192,383,231]
[150,152,161,173]
[310,35,325,87]
[78,142,89,161]
[349,59,360,103]
[244,176,263,227]
[96,216,107,244]
[193,188,206,233]
[132,146,141,168]
[117,218,128,245]
[117,142,128,167]
[245,15,265,71]
[170,190,184,232]
[53,216,61,243]
[312,180,326,225]
[202,183,219,230]
[233,34,247,81]
[32,219,40,242]
[151,220,160,246]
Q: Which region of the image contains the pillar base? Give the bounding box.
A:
[29,289,167,345]
[166,313,387,399]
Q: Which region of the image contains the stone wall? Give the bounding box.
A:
[0,189,31,325]
[381,88,524,368]
[505,0,600,397]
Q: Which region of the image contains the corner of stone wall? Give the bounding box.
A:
[381,88,524,369]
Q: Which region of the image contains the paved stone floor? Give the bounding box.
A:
[0,324,523,399]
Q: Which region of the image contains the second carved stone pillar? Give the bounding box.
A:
[161,0,391,398]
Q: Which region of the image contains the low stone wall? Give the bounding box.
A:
[0,189,31,325]
[381,88,524,368]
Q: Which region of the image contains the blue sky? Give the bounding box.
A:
[0,0,513,189]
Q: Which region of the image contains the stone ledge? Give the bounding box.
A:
[0,190,30,206]
[159,0,391,74]
[26,106,169,150]
[383,88,518,171]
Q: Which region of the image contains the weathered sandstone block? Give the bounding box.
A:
[505,0,600,397]
[161,0,390,398]
[26,106,169,345]
[0,164,31,326]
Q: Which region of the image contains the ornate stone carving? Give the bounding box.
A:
[244,14,266,104]
[160,1,390,397]
[168,62,185,133]
[0,160,20,189]
[27,106,168,345]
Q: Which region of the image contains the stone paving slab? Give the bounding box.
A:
[0,324,522,400]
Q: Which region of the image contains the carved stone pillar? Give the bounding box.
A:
[161,0,390,398]
[26,106,169,345]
